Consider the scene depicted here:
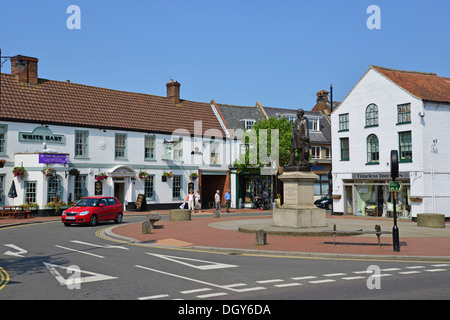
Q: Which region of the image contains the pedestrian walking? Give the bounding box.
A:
[194,190,201,212]
[225,189,231,213]
[188,191,194,212]
[214,190,221,213]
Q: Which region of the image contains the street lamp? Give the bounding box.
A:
[0,48,27,110]
[390,150,400,252]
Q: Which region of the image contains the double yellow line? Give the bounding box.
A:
[0,267,10,291]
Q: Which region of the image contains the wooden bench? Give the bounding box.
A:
[0,206,32,219]
[323,224,392,246]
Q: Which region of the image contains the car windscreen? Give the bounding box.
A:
[74,198,100,207]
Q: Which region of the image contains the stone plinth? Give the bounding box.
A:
[273,171,326,229]
[417,213,445,228]
[169,209,191,221]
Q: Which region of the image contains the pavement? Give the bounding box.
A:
[2,209,450,261]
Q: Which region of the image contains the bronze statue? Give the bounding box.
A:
[287,108,310,168]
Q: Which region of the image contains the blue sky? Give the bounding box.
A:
[1,0,449,110]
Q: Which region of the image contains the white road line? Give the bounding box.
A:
[256,279,284,284]
[180,288,212,294]
[425,269,447,272]
[399,271,421,275]
[381,268,401,272]
[323,273,347,277]
[274,283,302,288]
[432,264,450,267]
[291,276,317,280]
[223,283,248,288]
[197,292,228,299]
[309,279,336,284]
[353,270,373,274]
[342,276,366,280]
[138,294,169,300]
[55,245,104,259]
[406,266,425,269]
[70,240,129,250]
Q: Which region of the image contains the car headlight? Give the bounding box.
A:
[79,211,90,216]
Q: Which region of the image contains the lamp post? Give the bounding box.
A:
[390,150,400,252]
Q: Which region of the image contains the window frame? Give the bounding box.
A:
[172,175,182,199]
[115,133,127,160]
[144,175,155,200]
[366,134,380,165]
[399,131,413,163]
[0,124,7,156]
[74,130,89,158]
[340,138,350,161]
[338,114,349,132]
[144,135,156,161]
[47,175,63,203]
[24,181,38,204]
[397,103,412,125]
[365,104,379,128]
[74,175,88,201]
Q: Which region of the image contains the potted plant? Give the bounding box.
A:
[95,173,108,182]
[189,172,199,181]
[46,201,68,215]
[139,171,149,179]
[162,171,173,182]
[42,167,56,177]
[69,168,80,177]
[0,159,6,168]
[13,166,27,178]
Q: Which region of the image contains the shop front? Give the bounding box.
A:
[236,170,273,209]
[342,172,411,219]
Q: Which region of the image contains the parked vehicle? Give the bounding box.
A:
[61,196,123,226]
[314,195,333,210]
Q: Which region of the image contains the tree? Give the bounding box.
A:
[233,116,293,171]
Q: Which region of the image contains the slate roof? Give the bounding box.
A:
[216,104,265,138]
[0,73,226,136]
[372,66,450,104]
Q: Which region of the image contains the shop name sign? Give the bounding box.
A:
[19,126,65,144]
[352,172,409,180]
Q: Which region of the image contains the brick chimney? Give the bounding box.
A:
[166,79,181,104]
[11,55,39,85]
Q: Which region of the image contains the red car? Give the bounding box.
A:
[62,197,123,226]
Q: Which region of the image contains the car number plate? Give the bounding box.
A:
[65,217,76,220]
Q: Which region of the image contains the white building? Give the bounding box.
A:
[331,65,450,219]
[0,55,231,213]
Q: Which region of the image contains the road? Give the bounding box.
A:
[1,216,449,305]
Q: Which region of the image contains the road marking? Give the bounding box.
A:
[274,283,302,288]
[4,244,28,258]
[256,279,284,284]
[399,271,421,275]
[353,270,373,274]
[323,273,346,277]
[223,283,248,288]
[138,294,169,300]
[291,276,317,280]
[197,292,228,299]
[432,264,450,267]
[0,267,10,291]
[342,276,366,280]
[309,279,336,284]
[70,240,129,250]
[55,245,104,259]
[381,268,401,272]
[180,288,212,294]
[425,269,447,272]
[146,253,238,271]
[406,266,425,269]
[44,263,117,286]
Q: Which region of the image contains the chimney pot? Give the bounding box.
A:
[166,80,181,104]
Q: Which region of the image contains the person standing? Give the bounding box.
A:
[214,190,221,213]
[194,190,201,212]
[188,191,194,212]
[225,190,231,213]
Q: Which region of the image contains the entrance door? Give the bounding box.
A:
[114,182,125,210]
[345,186,353,215]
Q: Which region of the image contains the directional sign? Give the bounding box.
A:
[44,263,118,288]
[146,253,238,271]
[389,181,402,192]
[4,244,28,258]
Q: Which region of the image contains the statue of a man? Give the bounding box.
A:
[287,108,310,167]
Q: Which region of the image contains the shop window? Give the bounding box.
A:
[340,138,350,161]
[366,134,379,164]
[397,103,411,124]
[144,175,155,200]
[339,114,349,131]
[25,181,37,204]
[173,175,182,199]
[115,134,127,159]
[75,130,89,158]
[365,104,379,127]
[47,175,63,203]
[314,175,329,196]
[399,131,412,162]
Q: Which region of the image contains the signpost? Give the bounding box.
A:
[390,150,400,252]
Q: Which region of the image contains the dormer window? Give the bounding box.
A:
[241,119,256,130]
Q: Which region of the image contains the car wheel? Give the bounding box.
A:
[327,203,333,210]
[89,215,98,226]
[114,212,123,224]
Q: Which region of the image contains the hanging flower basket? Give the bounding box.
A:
[139,171,149,179]
[189,172,199,181]
[162,171,173,182]
[0,159,6,168]
[42,167,57,177]
[69,168,80,177]
[95,173,109,182]
[13,166,27,178]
